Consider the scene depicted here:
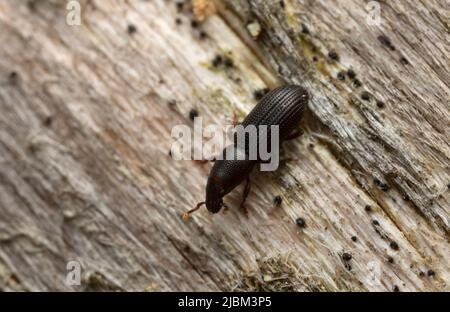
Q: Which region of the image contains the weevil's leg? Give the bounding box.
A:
[239,177,251,216]
[182,202,205,220]
[285,128,304,140]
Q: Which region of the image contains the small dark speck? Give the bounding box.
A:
[388,256,394,263]
[43,116,53,127]
[175,17,182,25]
[301,23,309,34]
[389,241,399,250]
[191,20,199,28]
[279,0,285,9]
[400,57,409,65]
[223,57,234,68]
[176,1,184,12]
[312,56,318,62]
[427,269,435,277]
[372,220,380,226]
[212,55,223,67]
[376,100,385,109]
[168,150,172,157]
[9,71,19,84]
[446,183,450,189]
[353,79,362,88]
[378,35,396,51]
[347,69,356,80]
[127,24,137,35]
[365,204,372,212]
[337,71,346,81]
[361,91,371,101]
[295,217,306,228]
[273,195,282,206]
[328,51,339,61]
[199,31,208,39]
[168,100,177,108]
[351,236,358,242]
[419,271,425,277]
[189,109,198,121]
[379,182,390,192]
[342,252,352,261]
[254,88,270,101]
[393,285,400,292]
[308,143,315,149]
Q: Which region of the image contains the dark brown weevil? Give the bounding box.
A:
[184,85,309,219]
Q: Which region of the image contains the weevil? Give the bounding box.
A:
[184,85,309,218]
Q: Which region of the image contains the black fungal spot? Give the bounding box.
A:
[212,55,223,67]
[191,19,199,28]
[199,30,208,39]
[379,182,390,192]
[328,51,339,61]
[295,217,306,228]
[393,285,400,292]
[377,35,396,51]
[43,116,53,127]
[176,1,184,12]
[347,69,356,80]
[376,100,385,109]
[169,150,172,157]
[8,71,18,84]
[279,0,285,9]
[308,143,314,149]
[189,108,198,121]
[419,271,425,277]
[223,57,234,68]
[127,24,137,35]
[388,256,394,263]
[337,71,346,81]
[447,183,450,189]
[273,195,282,206]
[175,17,182,25]
[301,23,309,34]
[312,56,318,62]
[361,91,371,101]
[372,220,380,226]
[400,57,409,65]
[342,252,352,261]
[427,269,435,277]
[351,236,358,242]
[253,88,270,101]
[353,79,362,88]
[389,241,399,250]
[365,204,372,212]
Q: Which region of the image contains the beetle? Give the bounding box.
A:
[184,85,309,218]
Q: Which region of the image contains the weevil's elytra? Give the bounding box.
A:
[184,85,309,218]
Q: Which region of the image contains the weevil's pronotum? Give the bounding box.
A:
[184,85,309,218]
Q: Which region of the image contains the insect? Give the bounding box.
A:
[183,85,309,219]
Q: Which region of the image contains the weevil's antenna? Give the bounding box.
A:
[182,202,205,220]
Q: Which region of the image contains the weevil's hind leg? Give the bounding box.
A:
[239,177,251,216]
[285,128,304,140]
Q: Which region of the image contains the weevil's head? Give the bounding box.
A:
[205,175,226,213]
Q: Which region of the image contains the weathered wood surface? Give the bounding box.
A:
[0,0,448,291]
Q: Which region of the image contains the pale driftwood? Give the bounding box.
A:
[0,0,448,291]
